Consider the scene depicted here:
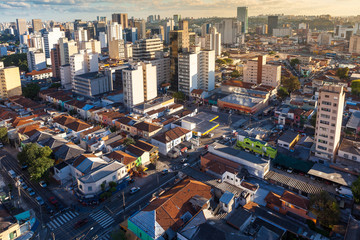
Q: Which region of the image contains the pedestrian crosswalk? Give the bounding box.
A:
[98,232,110,240]
[46,210,79,230]
[89,210,114,229]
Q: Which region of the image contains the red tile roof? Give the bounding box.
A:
[152,127,190,143]
[280,190,309,210]
[25,68,52,76]
[134,121,162,133]
[107,151,137,165]
[264,192,282,207]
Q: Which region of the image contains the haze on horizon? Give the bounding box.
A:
[0,0,359,22]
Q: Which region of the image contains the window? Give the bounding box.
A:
[325,95,329,98]
[318,139,328,144]
[320,114,330,119]
[322,101,331,106]
[88,186,92,192]
[333,103,337,107]
[320,120,329,125]
[352,156,357,161]
[227,176,229,179]
[112,175,116,180]
[318,145,327,150]
[79,185,83,190]
[344,154,349,159]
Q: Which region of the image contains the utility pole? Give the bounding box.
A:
[122,191,126,220]
[52,232,55,240]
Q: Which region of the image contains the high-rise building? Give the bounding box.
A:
[27,50,46,71]
[201,23,212,37]
[173,15,181,26]
[16,19,27,36]
[315,84,345,161]
[22,32,44,51]
[349,35,360,54]
[74,27,88,43]
[95,21,106,37]
[318,33,332,46]
[178,47,215,95]
[112,13,128,28]
[215,19,241,45]
[99,32,107,49]
[107,22,123,41]
[60,64,72,89]
[268,16,279,36]
[44,28,65,59]
[163,19,175,45]
[243,55,281,87]
[0,64,22,99]
[133,38,163,60]
[148,52,171,85]
[69,49,99,86]
[58,38,78,66]
[134,20,146,40]
[237,7,248,34]
[122,62,157,108]
[51,44,61,79]
[80,39,101,54]
[205,27,221,57]
[124,28,138,43]
[109,39,125,60]
[73,72,113,97]
[32,19,42,32]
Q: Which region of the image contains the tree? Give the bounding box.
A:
[223,52,230,57]
[277,87,289,99]
[281,75,300,92]
[22,83,41,100]
[310,112,317,127]
[123,138,135,146]
[351,80,360,96]
[309,191,340,228]
[216,59,226,65]
[230,70,241,78]
[336,67,349,79]
[351,176,360,204]
[172,91,185,101]
[290,58,300,67]
[223,58,233,65]
[0,127,9,144]
[0,53,28,72]
[17,143,54,180]
[50,83,61,89]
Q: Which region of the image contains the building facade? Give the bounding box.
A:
[0,65,22,99]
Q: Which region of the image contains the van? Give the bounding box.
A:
[8,170,16,179]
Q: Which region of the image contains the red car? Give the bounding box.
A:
[49,196,58,206]
[74,219,88,229]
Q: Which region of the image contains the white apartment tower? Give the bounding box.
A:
[27,50,46,71]
[69,49,99,88]
[205,27,221,56]
[74,27,88,43]
[44,28,65,59]
[315,85,345,161]
[99,32,107,48]
[178,48,215,95]
[80,39,101,54]
[349,35,360,54]
[107,22,123,42]
[122,62,157,108]
[59,38,78,66]
[243,55,281,88]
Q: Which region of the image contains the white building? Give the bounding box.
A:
[43,28,65,59]
[215,19,241,45]
[27,50,46,71]
[205,27,221,57]
[58,38,78,66]
[151,127,192,155]
[149,52,171,85]
[243,55,281,88]
[315,84,345,161]
[99,32,107,48]
[132,38,163,60]
[349,35,360,54]
[107,22,123,41]
[80,39,101,54]
[69,49,99,87]
[74,27,88,43]
[73,72,113,97]
[272,28,293,37]
[178,47,215,95]
[338,139,360,163]
[60,64,72,90]
[318,33,333,46]
[122,62,157,108]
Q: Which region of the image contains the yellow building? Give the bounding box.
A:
[0,64,22,99]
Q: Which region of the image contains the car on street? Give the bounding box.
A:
[181,158,187,163]
[183,163,189,168]
[27,188,35,196]
[45,204,54,215]
[21,164,28,170]
[36,196,45,205]
[130,187,140,194]
[161,169,168,175]
[39,181,47,188]
[74,219,88,229]
[21,182,28,190]
[48,196,58,206]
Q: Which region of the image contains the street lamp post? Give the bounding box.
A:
[82,227,94,240]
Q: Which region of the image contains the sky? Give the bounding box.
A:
[0,0,360,22]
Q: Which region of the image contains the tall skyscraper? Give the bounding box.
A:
[205,27,221,57]
[215,19,241,45]
[268,16,279,35]
[32,19,42,32]
[0,64,22,98]
[51,44,61,79]
[132,38,163,60]
[109,39,125,60]
[44,28,65,59]
[163,19,175,45]
[173,14,181,26]
[237,7,248,34]
[349,35,360,54]
[58,38,78,66]
[16,19,27,43]
[112,13,128,28]
[315,85,345,161]
[134,20,146,40]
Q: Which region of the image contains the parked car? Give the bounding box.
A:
[130,187,140,194]
[287,168,293,174]
[74,219,88,229]
[39,181,47,188]
[27,188,35,196]
[21,182,28,190]
[21,164,28,170]
[48,196,58,206]
[36,196,45,205]
[183,163,189,168]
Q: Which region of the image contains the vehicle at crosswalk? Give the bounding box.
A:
[74,218,88,229]
[49,196,58,206]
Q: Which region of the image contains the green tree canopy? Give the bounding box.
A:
[223,58,233,65]
[281,75,301,92]
[17,143,54,180]
[0,53,28,72]
[22,83,41,100]
[290,58,300,67]
[0,127,9,144]
[123,137,136,146]
[216,59,226,65]
[50,83,61,89]
[277,86,289,99]
[336,67,349,80]
[172,91,185,101]
[309,191,340,228]
[351,79,360,97]
[230,70,241,78]
[351,176,360,204]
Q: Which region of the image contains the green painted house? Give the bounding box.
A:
[236,135,277,159]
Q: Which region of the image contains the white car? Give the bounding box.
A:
[39,181,47,188]
[130,187,140,194]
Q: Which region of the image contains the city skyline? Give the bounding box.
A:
[0,0,360,22]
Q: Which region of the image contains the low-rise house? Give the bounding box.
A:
[277,130,300,150]
[38,136,68,150]
[346,111,360,134]
[45,91,73,110]
[53,142,86,162]
[25,68,53,81]
[105,150,139,172]
[133,140,159,164]
[128,178,212,240]
[219,191,236,213]
[52,114,93,138]
[79,126,111,151]
[151,127,192,155]
[338,138,360,163]
[126,144,150,166]
[190,89,207,100]
[99,110,124,126]
[114,116,138,135]
[134,121,162,139]
[265,190,316,223]
[237,135,277,159]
